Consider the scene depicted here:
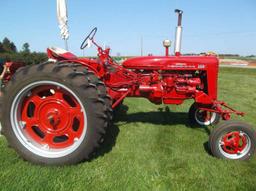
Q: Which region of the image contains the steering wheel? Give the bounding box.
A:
[80,27,98,50]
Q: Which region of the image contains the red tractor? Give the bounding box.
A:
[1,10,255,165]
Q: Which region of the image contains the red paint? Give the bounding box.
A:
[165,47,169,56]
[221,131,247,154]
[21,85,84,148]
[175,52,181,56]
[46,43,243,119]
[44,21,244,120]
[47,48,77,60]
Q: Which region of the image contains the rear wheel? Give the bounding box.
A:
[189,103,220,126]
[61,63,113,122]
[0,62,111,165]
[209,121,256,160]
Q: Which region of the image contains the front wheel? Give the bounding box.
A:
[209,121,256,160]
[189,103,220,126]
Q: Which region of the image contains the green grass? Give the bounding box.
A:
[0,67,256,191]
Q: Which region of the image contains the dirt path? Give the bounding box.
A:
[220,59,256,68]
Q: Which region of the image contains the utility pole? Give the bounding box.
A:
[140,36,143,56]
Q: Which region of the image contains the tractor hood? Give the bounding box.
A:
[122,56,219,70]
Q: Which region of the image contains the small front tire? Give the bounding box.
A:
[209,121,256,160]
[189,103,220,126]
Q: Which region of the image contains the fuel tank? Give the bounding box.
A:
[122,56,218,70]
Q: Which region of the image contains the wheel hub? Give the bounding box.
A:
[39,101,70,133]
[221,131,247,155]
[18,85,85,150]
[47,110,61,129]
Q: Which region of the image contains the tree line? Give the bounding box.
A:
[0,37,47,65]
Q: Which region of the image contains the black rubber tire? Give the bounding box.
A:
[189,102,220,126]
[209,120,256,160]
[58,63,113,122]
[0,62,111,165]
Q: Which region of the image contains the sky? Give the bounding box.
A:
[0,0,256,57]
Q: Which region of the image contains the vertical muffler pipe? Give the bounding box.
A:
[174,9,183,56]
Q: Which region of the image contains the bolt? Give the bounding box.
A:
[27,91,32,97]
[239,131,245,137]
[74,137,79,142]
[50,89,55,94]
[20,121,26,129]
[43,144,49,150]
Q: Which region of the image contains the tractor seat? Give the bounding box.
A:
[47,47,77,60]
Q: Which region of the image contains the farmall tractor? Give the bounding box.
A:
[0,10,255,165]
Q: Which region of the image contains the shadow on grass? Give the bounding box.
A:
[93,104,213,159]
[115,104,213,156]
[114,104,211,135]
[91,123,120,160]
[203,141,212,155]
[114,105,189,125]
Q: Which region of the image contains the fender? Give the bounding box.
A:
[47,47,103,77]
[59,58,102,77]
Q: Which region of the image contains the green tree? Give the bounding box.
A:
[2,37,17,53]
[0,42,4,53]
[10,42,17,52]
[22,43,30,53]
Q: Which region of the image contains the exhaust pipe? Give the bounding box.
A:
[174,9,183,56]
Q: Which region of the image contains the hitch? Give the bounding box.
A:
[199,101,245,120]
[112,90,131,109]
[214,101,245,120]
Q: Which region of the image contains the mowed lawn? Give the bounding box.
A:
[0,67,256,191]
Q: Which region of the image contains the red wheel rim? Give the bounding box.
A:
[221,131,247,155]
[20,85,84,149]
